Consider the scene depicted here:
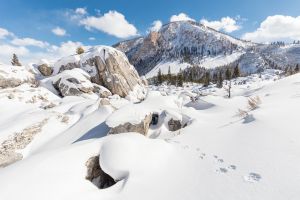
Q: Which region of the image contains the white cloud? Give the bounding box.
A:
[148,20,162,32]
[0,44,29,57]
[52,27,67,36]
[0,28,13,39]
[88,37,96,41]
[200,17,241,33]
[80,10,138,38]
[75,7,87,15]
[170,13,195,22]
[48,41,86,58]
[242,15,300,43]
[11,37,49,48]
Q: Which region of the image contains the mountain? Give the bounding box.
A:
[114,21,300,78]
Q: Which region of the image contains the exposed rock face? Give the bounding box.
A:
[0,64,36,88]
[93,84,112,98]
[52,68,95,97]
[86,155,116,189]
[53,46,147,101]
[168,118,182,131]
[38,64,53,76]
[108,114,152,136]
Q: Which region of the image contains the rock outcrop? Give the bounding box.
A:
[53,46,147,101]
[0,64,36,88]
[107,114,152,136]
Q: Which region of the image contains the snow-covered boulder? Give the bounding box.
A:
[53,46,147,102]
[0,64,36,88]
[52,68,95,97]
[106,104,152,135]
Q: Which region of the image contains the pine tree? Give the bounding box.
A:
[233,64,240,78]
[167,66,171,84]
[225,68,232,80]
[295,64,299,73]
[11,54,22,66]
[203,71,210,87]
[212,72,218,83]
[76,46,85,55]
[157,69,162,85]
[217,71,223,88]
[177,68,183,87]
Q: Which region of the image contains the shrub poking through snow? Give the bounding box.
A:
[247,96,261,110]
[237,108,249,118]
[76,46,85,55]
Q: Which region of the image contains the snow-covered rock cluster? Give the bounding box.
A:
[52,46,147,102]
[0,64,37,88]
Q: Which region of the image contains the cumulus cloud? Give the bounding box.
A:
[75,7,87,15]
[80,10,138,38]
[0,27,14,39]
[170,13,195,22]
[88,37,96,41]
[148,20,162,32]
[200,17,241,33]
[242,15,300,43]
[11,37,49,48]
[52,27,67,36]
[0,44,29,57]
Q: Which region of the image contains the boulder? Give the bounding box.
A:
[168,118,182,131]
[52,68,95,97]
[0,64,36,88]
[53,46,147,102]
[85,155,116,189]
[38,64,53,76]
[107,114,152,136]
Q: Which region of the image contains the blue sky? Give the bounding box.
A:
[1,0,300,63]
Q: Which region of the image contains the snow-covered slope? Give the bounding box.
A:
[0,68,300,199]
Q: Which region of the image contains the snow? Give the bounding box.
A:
[199,51,245,69]
[1,66,300,200]
[146,61,191,78]
[145,51,245,79]
[0,64,35,82]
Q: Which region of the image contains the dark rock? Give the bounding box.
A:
[168,118,182,131]
[86,155,116,189]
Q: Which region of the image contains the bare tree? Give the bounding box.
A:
[224,80,232,98]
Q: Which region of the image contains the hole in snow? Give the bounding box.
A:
[85,155,116,189]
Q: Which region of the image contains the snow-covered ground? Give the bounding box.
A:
[0,69,300,200]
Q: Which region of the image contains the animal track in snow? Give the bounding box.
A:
[216,168,228,173]
[243,173,262,183]
[228,165,237,170]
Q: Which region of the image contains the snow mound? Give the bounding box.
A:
[0,64,36,88]
[99,133,172,181]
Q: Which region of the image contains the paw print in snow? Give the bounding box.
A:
[244,173,262,183]
[228,165,237,170]
[217,168,228,173]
